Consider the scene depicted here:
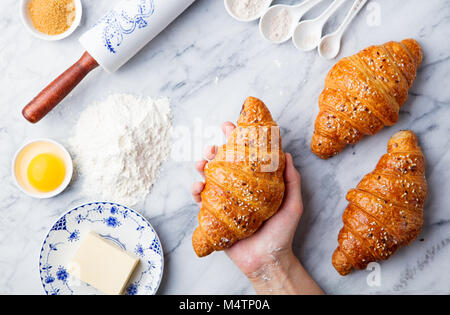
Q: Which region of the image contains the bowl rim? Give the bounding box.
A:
[20,0,83,41]
[11,138,73,199]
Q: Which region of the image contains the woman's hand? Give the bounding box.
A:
[191,122,323,294]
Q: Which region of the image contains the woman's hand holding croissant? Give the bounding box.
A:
[192,122,323,295]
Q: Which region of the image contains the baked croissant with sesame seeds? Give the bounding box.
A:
[192,97,285,257]
[332,130,427,275]
[311,39,423,159]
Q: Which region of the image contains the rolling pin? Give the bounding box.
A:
[23,0,196,123]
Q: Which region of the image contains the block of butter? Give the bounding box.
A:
[68,231,139,295]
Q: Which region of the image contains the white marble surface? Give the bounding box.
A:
[0,0,449,295]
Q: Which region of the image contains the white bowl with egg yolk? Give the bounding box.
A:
[12,138,73,198]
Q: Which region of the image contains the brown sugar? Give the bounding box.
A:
[28,0,76,35]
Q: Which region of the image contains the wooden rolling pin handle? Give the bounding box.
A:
[22,51,99,123]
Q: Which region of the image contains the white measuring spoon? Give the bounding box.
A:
[292,0,348,51]
[259,0,325,44]
[224,0,273,22]
[318,0,368,59]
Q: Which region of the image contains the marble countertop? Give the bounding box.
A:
[1,0,449,294]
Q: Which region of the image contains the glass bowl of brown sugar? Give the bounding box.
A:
[20,0,82,40]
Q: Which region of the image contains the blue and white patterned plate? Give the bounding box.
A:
[39,202,163,295]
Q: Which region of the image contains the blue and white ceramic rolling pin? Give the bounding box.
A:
[22,0,196,123]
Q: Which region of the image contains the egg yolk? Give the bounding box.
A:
[27,153,66,192]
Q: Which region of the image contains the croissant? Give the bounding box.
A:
[192,97,285,257]
[332,130,427,275]
[311,39,423,159]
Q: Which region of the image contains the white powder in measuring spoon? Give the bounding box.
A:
[229,0,272,20]
[69,93,172,206]
[267,8,293,42]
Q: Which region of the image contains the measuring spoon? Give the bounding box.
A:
[293,0,348,51]
[259,0,325,44]
[318,0,368,59]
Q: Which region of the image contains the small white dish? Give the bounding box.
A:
[12,138,73,199]
[224,0,273,22]
[20,0,82,41]
[39,202,164,295]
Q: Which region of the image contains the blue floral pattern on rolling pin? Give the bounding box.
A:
[39,202,164,295]
[95,0,156,54]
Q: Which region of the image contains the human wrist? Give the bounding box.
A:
[246,250,324,295]
[246,250,299,294]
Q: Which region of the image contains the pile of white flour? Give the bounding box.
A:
[69,93,171,206]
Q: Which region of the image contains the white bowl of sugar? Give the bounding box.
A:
[20,0,82,41]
